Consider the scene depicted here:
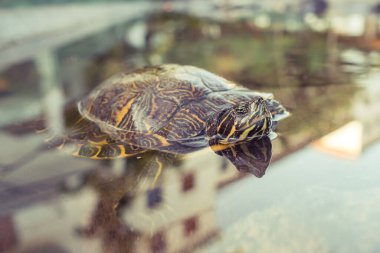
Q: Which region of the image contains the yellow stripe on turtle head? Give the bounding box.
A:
[218,124,236,144]
[225,124,236,141]
[238,124,257,141]
[217,111,232,132]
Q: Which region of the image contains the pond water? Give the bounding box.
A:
[1,2,380,253]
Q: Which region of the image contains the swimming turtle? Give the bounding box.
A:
[61,64,289,159]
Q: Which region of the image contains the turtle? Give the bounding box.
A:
[59,64,289,159]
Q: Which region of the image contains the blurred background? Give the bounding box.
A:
[1,0,380,252]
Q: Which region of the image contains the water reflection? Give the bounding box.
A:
[1,1,380,253]
[212,137,272,177]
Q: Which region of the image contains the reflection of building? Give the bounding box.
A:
[0,125,101,252]
[0,187,100,253]
[0,149,242,253]
[121,149,241,253]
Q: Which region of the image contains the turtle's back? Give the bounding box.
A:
[78,64,236,140]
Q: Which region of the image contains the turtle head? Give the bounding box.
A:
[209,97,273,144]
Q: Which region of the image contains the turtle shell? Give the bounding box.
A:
[78,64,276,150]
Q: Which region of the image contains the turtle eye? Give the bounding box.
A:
[235,103,249,115]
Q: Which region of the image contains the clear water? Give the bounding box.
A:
[1,2,380,253]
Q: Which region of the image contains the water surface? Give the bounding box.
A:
[1,2,380,253]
